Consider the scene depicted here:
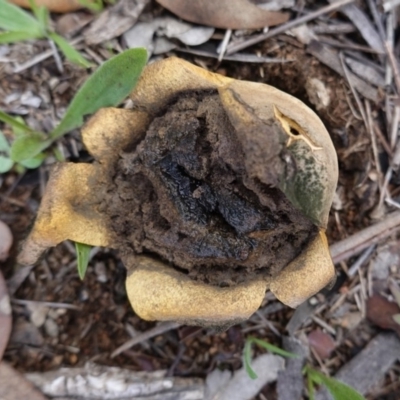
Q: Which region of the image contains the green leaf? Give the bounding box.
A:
[0,155,13,173]
[77,0,104,12]
[243,339,258,379]
[306,367,366,400]
[0,0,42,35]
[49,32,92,68]
[0,131,13,173]
[0,130,10,152]
[0,110,38,134]
[393,313,400,325]
[51,47,147,139]
[28,0,49,31]
[0,30,41,44]
[307,372,315,400]
[249,337,298,359]
[10,134,50,162]
[75,241,92,280]
[19,153,46,169]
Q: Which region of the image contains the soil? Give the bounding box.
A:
[104,90,318,286]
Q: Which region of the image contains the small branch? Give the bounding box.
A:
[111,321,181,358]
[226,0,355,55]
[330,211,400,264]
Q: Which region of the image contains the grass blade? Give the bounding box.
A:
[0,0,42,35]
[0,110,39,134]
[10,134,50,163]
[29,0,49,31]
[49,32,92,68]
[75,242,92,280]
[243,339,258,379]
[51,47,147,139]
[249,337,298,358]
[306,367,366,400]
[0,30,41,43]
[0,130,13,173]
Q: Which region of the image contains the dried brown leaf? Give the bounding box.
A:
[0,272,11,361]
[307,328,336,360]
[366,294,400,335]
[156,0,289,29]
[0,362,47,400]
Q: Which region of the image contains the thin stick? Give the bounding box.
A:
[12,298,81,310]
[330,211,400,264]
[217,29,232,62]
[111,321,181,358]
[226,0,355,55]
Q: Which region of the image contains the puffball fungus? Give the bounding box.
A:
[19,57,338,326]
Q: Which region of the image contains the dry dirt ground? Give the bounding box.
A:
[1,1,400,399]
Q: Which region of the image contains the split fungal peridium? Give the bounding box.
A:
[19,57,338,327]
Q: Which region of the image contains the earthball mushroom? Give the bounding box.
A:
[19,57,338,327]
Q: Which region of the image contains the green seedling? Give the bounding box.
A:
[0,116,45,172]
[78,0,116,12]
[0,47,147,164]
[0,48,147,278]
[75,242,92,280]
[243,336,366,400]
[0,0,91,67]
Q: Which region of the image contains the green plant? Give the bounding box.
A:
[75,242,92,280]
[0,116,45,172]
[0,0,91,67]
[243,336,366,400]
[1,47,147,278]
[77,0,116,12]
[0,47,147,166]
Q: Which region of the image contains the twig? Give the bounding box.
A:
[390,106,400,149]
[384,11,400,95]
[217,29,232,62]
[12,298,81,310]
[329,211,400,264]
[226,0,355,55]
[111,321,181,358]
[347,245,375,277]
[383,0,400,12]
[13,37,83,74]
[48,38,63,74]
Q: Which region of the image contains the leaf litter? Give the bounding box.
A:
[1,0,400,398]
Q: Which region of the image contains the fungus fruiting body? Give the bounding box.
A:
[19,58,338,326]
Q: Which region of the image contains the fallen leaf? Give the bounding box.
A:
[0,362,47,400]
[366,294,400,335]
[156,0,289,29]
[0,272,11,360]
[123,17,214,57]
[0,220,13,261]
[308,329,336,359]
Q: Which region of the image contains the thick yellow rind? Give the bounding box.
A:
[19,57,338,324]
[18,163,111,265]
[130,57,232,115]
[218,81,338,229]
[82,108,150,163]
[126,256,269,326]
[269,231,335,307]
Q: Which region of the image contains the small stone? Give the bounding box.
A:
[95,262,108,283]
[44,318,59,338]
[27,303,49,328]
[305,78,331,110]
